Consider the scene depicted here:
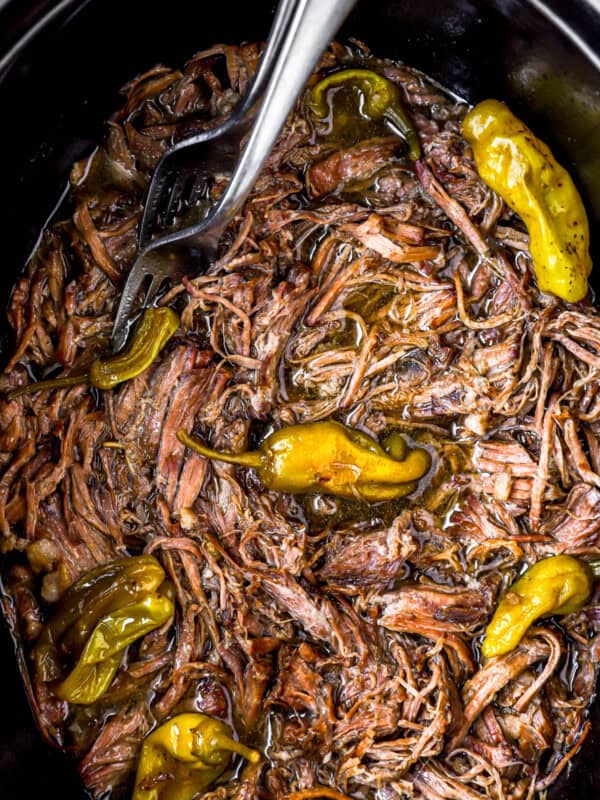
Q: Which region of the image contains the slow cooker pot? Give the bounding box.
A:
[0,0,599,797]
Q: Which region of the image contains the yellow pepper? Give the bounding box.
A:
[462,99,592,302]
[132,713,260,800]
[309,68,421,160]
[9,307,180,398]
[481,554,594,659]
[177,421,430,502]
[34,555,175,704]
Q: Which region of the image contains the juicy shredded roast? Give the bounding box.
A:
[1,40,600,800]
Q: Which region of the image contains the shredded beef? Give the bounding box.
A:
[1,39,599,800]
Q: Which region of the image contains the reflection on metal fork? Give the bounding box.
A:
[111,0,357,351]
[111,0,305,349]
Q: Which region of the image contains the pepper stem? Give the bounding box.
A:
[8,372,88,399]
[177,430,263,468]
[192,732,260,764]
[385,107,421,161]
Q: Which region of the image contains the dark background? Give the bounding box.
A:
[1,0,600,797]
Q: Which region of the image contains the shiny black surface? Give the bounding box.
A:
[0,0,599,797]
[0,617,82,795]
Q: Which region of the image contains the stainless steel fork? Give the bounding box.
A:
[111,0,357,350]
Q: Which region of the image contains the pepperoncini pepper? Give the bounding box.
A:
[132,713,260,800]
[309,68,421,160]
[481,555,596,658]
[462,99,592,302]
[9,307,180,398]
[178,421,430,502]
[57,593,174,703]
[34,555,175,704]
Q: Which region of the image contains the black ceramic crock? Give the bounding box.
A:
[0,0,599,797]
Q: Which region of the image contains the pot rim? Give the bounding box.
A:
[1,0,600,82]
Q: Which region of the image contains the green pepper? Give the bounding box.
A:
[89,307,179,389]
[62,555,167,656]
[481,555,596,658]
[57,593,173,704]
[34,555,175,704]
[132,713,260,800]
[462,99,592,302]
[34,554,166,679]
[309,68,421,160]
[177,421,430,502]
[55,654,122,706]
[9,307,179,398]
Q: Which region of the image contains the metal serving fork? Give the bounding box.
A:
[111,0,358,351]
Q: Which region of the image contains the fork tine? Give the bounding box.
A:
[138,166,170,250]
[111,258,151,351]
[144,273,166,306]
[186,172,208,207]
[160,171,187,228]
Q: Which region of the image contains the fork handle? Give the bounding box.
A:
[234,0,305,120]
[206,0,358,240]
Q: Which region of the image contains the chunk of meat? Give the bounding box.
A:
[306,138,403,198]
[543,483,600,551]
[340,213,440,263]
[448,632,558,750]
[318,515,415,587]
[257,571,334,644]
[79,700,152,796]
[374,582,492,638]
